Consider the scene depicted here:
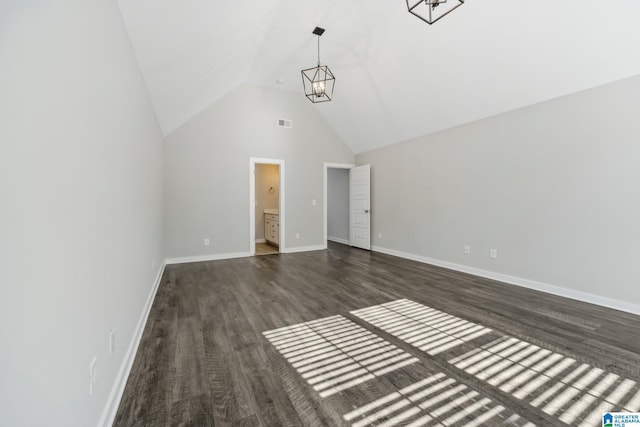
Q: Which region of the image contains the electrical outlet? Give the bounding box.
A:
[464,245,470,254]
[295,233,300,239]
[312,199,317,206]
[89,357,97,395]
[490,248,498,259]
[204,238,210,246]
[378,232,382,239]
[109,329,115,356]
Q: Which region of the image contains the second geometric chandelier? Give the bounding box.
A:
[406,0,465,25]
[301,27,336,103]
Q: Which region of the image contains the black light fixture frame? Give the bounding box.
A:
[406,0,464,25]
[301,27,336,103]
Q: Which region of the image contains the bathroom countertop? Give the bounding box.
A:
[264,209,279,215]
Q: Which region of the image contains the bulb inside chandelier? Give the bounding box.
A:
[312,80,326,97]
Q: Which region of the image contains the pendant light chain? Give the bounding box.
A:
[317,35,321,66]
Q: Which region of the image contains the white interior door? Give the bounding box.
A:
[350,164,371,250]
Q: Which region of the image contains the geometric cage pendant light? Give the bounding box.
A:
[406,0,464,25]
[301,27,335,103]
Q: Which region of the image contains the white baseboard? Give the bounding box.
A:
[165,251,251,265]
[281,244,326,254]
[371,245,640,316]
[99,262,166,427]
[328,236,349,245]
[255,238,267,244]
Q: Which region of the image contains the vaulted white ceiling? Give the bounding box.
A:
[118,0,640,153]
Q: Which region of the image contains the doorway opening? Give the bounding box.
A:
[325,165,351,247]
[250,158,285,256]
[324,162,371,251]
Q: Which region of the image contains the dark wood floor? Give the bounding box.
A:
[114,242,640,426]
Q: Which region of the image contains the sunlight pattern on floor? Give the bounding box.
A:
[352,299,640,427]
[263,315,420,397]
[343,372,535,427]
[351,299,492,355]
[450,336,640,426]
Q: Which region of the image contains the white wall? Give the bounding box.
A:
[164,84,354,259]
[255,163,279,240]
[357,75,640,311]
[0,1,165,426]
[327,168,350,243]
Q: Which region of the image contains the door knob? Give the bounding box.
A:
[364,209,370,213]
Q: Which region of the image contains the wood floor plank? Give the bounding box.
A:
[115,242,640,426]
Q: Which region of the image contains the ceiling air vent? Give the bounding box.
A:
[277,118,292,129]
